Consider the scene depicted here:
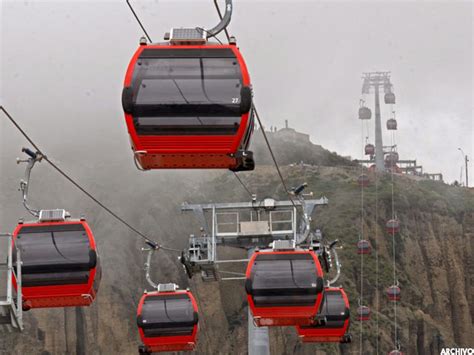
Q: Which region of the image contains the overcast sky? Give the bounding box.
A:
[1,0,472,183]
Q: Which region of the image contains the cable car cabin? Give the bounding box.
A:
[388,351,404,355]
[386,285,401,301]
[358,106,372,120]
[356,306,370,321]
[357,239,371,255]
[296,287,351,343]
[386,219,400,234]
[384,92,396,104]
[137,288,198,353]
[387,118,398,130]
[11,212,101,310]
[365,144,375,155]
[384,152,399,169]
[245,249,324,327]
[122,38,254,171]
[357,174,370,188]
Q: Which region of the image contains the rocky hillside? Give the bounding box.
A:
[0,129,472,354]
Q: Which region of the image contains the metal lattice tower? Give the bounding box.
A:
[0,233,23,332]
[362,72,394,172]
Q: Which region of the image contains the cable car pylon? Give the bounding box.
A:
[357,72,397,172]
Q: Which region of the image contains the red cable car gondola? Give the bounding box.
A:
[137,287,199,353]
[12,210,101,310]
[296,287,351,343]
[386,219,400,234]
[387,118,397,130]
[122,34,255,171]
[386,285,401,301]
[358,106,372,120]
[384,92,396,104]
[356,305,370,321]
[245,248,324,326]
[357,174,370,187]
[384,152,399,166]
[364,143,375,155]
[388,350,404,355]
[357,239,371,255]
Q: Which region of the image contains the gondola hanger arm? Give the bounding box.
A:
[125,0,233,42]
[206,0,233,38]
[17,147,44,217]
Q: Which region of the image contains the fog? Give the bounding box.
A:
[1,0,472,184]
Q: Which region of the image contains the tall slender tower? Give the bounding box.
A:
[360,72,395,172]
[374,84,384,171]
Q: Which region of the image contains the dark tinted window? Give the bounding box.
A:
[14,224,92,286]
[249,253,320,307]
[140,294,197,337]
[130,49,243,135]
[321,292,346,317]
[319,291,348,326]
[300,290,349,329]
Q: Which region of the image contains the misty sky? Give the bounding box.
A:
[1,0,472,183]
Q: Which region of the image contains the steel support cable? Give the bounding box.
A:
[365,117,371,143]
[359,116,365,355]
[375,167,380,354]
[232,172,254,199]
[126,0,153,43]
[0,106,180,253]
[390,130,398,349]
[367,93,380,353]
[253,105,303,217]
[211,1,304,220]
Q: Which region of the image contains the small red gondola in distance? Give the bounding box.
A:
[386,219,400,234]
[245,246,324,327]
[12,210,101,310]
[386,285,401,301]
[122,32,255,171]
[137,286,199,353]
[357,174,370,187]
[357,305,371,321]
[296,287,351,343]
[387,118,398,130]
[364,143,375,155]
[358,106,372,120]
[357,239,371,255]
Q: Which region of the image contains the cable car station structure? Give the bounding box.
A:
[180,194,329,281]
[0,233,23,332]
[180,188,351,354]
